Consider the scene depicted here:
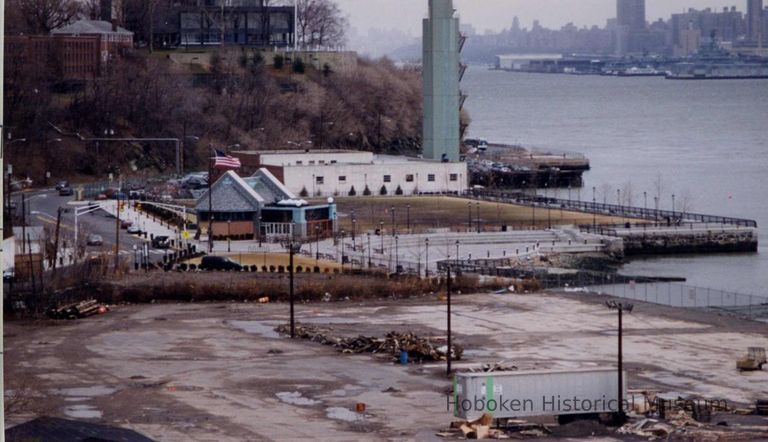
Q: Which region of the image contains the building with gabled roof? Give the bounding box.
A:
[196,168,336,241]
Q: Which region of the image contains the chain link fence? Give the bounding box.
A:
[586,282,768,320]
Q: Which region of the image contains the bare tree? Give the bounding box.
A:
[297,0,347,49]
[14,0,82,34]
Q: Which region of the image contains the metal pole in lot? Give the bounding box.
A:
[290,244,295,338]
[446,266,452,376]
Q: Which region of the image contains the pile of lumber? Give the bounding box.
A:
[47,300,108,320]
[275,324,463,362]
[438,413,510,439]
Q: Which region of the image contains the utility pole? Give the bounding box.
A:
[21,193,26,253]
[289,242,295,338]
[446,266,452,376]
[208,144,214,253]
[52,207,62,277]
[115,200,121,272]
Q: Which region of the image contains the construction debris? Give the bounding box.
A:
[465,361,518,373]
[275,324,463,362]
[441,414,511,439]
[47,300,109,320]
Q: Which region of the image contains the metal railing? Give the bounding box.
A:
[464,189,758,228]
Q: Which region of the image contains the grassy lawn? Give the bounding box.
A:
[326,196,633,233]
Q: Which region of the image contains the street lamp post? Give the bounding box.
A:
[227,220,231,252]
[352,219,357,250]
[395,235,399,273]
[391,206,396,237]
[455,240,460,266]
[643,192,647,217]
[315,225,320,264]
[476,202,481,233]
[367,233,372,268]
[672,194,676,213]
[425,238,430,278]
[406,204,411,233]
[592,186,597,230]
[379,221,384,250]
[467,201,472,232]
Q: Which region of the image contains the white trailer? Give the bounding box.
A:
[452,368,625,420]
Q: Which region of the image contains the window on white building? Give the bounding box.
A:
[428,174,435,182]
[316,176,324,184]
[383,175,392,183]
[309,161,316,165]
[406,174,415,182]
[296,161,303,165]
[339,176,347,183]
[450,174,458,181]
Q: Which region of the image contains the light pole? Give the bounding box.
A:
[467,201,472,232]
[379,221,384,250]
[406,204,411,233]
[395,235,399,272]
[672,194,676,213]
[315,225,320,264]
[446,266,453,376]
[352,218,357,250]
[391,206,396,237]
[592,186,597,230]
[227,220,231,252]
[425,238,430,277]
[455,240,460,266]
[367,233,372,267]
[476,202,481,233]
[643,191,647,217]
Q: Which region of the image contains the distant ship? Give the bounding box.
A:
[667,32,768,80]
[666,63,768,80]
[617,66,665,77]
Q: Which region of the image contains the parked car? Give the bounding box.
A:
[55,180,70,191]
[86,234,104,246]
[127,225,142,234]
[199,256,243,271]
[151,235,171,249]
[58,186,73,196]
[120,220,133,229]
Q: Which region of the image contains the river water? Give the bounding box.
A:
[463,68,768,295]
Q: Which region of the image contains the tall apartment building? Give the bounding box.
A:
[747,0,764,43]
[617,0,646,33]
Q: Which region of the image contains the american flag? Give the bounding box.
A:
[212,149,241,169]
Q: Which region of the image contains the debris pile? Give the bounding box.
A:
[47,300,108,320]
[275,324,463,362]
[465,361,518,373]
[437,413,512,439]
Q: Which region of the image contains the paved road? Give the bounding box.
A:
[11,189,163,261]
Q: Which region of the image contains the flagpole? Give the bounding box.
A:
[208,144,214,254]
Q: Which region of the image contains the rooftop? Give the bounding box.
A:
[51,20,133,36]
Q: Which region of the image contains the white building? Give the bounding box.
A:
[236,150,468,198]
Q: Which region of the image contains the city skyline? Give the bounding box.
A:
[337,0,760,36]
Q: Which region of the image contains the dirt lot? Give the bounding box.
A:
[5,292,768,441]
[324,196,631,233]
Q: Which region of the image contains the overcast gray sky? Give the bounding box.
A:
[336,0,748,35]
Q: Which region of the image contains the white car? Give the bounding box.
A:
[127,225,142,234]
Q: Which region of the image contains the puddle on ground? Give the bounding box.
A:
[326,407,361,422]
[276,391,320,406]
[63,404,102,419]
[228,321,280,338]
[54,386,116,397]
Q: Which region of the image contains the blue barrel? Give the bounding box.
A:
[399,351,409,365]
